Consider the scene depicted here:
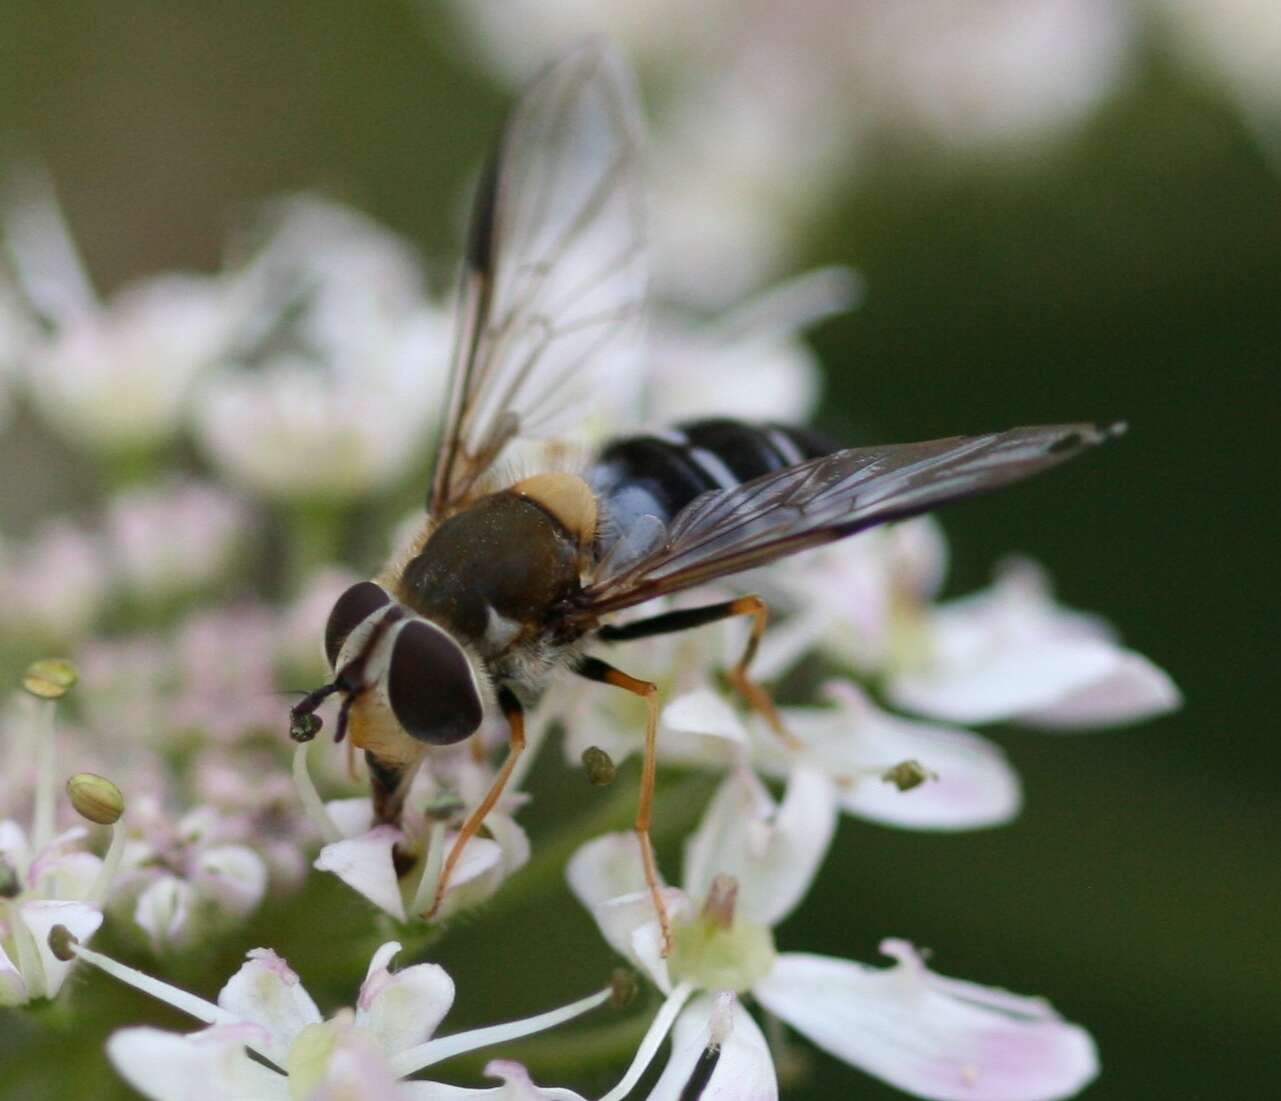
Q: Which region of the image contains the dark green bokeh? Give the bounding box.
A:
[1,4,1277,1099]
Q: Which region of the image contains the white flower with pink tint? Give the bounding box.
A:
[104,479,249,603]
[55,936,609,1100]
[0,519,109,644]
[294,741,530,925]
[888,559,1180,729]
[568,763,1098,1100]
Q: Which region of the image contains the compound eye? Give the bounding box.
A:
[387,620,484,745]
[325,581,391,668]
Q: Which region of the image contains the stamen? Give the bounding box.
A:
[701,875,738,931]
[597,981,695,1101]
[410,821,447,917]
[49,927,243,1034]
[291,742,342,844]
[390,986,612,1076]
[30,698,57,854]
[87,819,127,906]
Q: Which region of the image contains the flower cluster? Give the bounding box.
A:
[0,42,1182,1100]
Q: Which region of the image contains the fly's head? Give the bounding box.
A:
[289,580,486,752]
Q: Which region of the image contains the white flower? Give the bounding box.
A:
[847,0,1137,150]
[295,743,530,925]
[887,560,1181,729]
[104,479,249,602]
[58,937,609,1101]
[2,168,240,452]
[0,519,109,643]
[194,197,453,502]
[568,764,1098,1100]
[0,690,123,1005]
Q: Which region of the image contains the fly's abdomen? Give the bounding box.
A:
[589,418,835,549]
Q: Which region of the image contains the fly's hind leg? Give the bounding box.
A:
[573,655,670,955]
[597,594,802,750]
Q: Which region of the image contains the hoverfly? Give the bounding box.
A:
[289,42,1121,948]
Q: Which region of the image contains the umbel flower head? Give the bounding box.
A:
[568,763,1098,1100]
[55,933,613,1100]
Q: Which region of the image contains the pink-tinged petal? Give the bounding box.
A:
[890,637,1119,725]
[433,834,506,918]
[134,875,195,950]
[309,1027,408,1101]
[1021,651,1180,730]
[766,684,1021,831]
[17,899,102,998]
[217,947,322,1064]
[683,766,836,927]
[755,949,1098,1101]
[647,995,778,1100]
[315,825,406,921]
[355,941,455,1055]
[193,844,268,916]
[107,1025,286,1101]
[0,940,28,1006]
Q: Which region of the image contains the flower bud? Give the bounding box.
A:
[66,772,125,825]
[882,758,935,792]
[581,746,617,787]
[22,657,78,700]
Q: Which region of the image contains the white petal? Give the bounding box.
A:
[767,685,1022,831]
[134,876,195,950]
[646,996,777,1101]
[405,1058,588,1099]
[0,940,28,1006]
[682,766,836,927]
[890,637,1119,725]
[216,947,322,1065]
[566,832,654,911]
[566,833,690,992]
[15,899,102,998]
[755,949,1098,1101]
[356,941,455,1055]
[325,797,375,838]
[662,690,749,743]
[193,844,268,917]
[1021,650,1181,729]
[315,825,407,921]
[107,1025,287,1101]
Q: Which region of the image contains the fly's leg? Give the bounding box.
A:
[426,687,525,917]
[573,655,670,955]
[597,594,802,750]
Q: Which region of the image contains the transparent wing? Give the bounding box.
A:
[430,42,647,515]
[576,423,1123,617]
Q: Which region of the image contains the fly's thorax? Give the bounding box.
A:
[395,487,590,658]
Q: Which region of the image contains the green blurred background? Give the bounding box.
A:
[0,3,1278,1098]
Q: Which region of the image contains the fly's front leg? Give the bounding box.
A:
[572,655,671,956]
[597,594,803,750]
[426,687,525,918]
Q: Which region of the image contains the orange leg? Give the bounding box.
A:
[574,656,671,956]
[426,689,525,918]
[598,594,803,750]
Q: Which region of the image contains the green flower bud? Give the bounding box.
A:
[66,773,125,825]
[22,658,78,700]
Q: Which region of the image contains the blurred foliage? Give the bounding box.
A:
[0,4,1278,1099]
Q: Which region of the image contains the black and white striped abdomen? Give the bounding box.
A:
[589,418,834,553]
